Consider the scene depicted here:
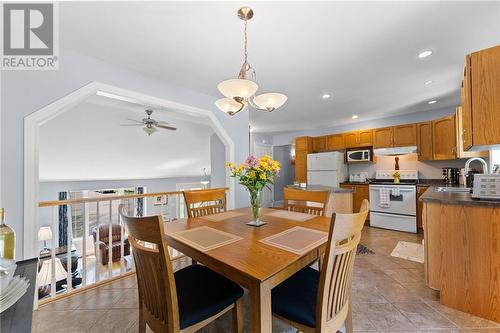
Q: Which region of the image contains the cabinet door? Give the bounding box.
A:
[456,107,489,159]
[373,127,394,148]
[295,151,307,182]
[471,45,500,147]
[394,124,417,147]
[358,130,373,147]
[417,122,433,161]
[295,136,312,151]
[312,136,327,152]
[416,186,428,231]
[432,115,457,160]
[343,132,358,148]
[353,185,370,221]
[326,134,344,150]
[461,55,473,150]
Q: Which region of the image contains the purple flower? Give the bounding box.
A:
[244,155,259,168]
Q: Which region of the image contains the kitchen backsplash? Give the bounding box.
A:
[347,153,480,179]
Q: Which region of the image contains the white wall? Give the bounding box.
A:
[1,48,249,259]
[271,107,456,146]
[210,134,226,188]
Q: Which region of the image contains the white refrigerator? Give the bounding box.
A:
[307,152,347,187]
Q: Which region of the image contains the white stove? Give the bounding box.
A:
[369,170,418,233]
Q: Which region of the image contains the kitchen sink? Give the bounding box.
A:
[435,187,471,193]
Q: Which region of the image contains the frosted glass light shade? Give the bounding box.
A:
[253,93,288,110]
[217,79,258,99]
[143,126,157,136]
[38,226,52,241]
[215,98,245,114]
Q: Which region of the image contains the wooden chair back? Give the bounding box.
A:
[283,188,330,216]
[119,205,180,332]
[316,199,369,332]
[183,188,226,218]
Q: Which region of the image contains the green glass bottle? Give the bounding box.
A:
[0,208,15,259]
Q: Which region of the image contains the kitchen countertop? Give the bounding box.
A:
[420,186,500,206]
[287,184,353,193]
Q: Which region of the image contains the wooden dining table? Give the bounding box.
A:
[164,207,332,333]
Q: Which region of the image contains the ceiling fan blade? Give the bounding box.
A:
[156,120,171,125]
[125,118,144,124]
[120,123,144,126]
[156,124,177,131]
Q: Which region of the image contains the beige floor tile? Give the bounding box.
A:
[32,309,108,333]
[393,302,457,329]
[352,288,388,304]
[355,302,417,330]
[76,289,124,309]
[376,282,422,303]
[427,301,500,329]
[37,292,85,311]
[352,303,378,331]
[88,309,138,332]
[401,282,440,302]
[385,268,423,284]
[111,290,139,308]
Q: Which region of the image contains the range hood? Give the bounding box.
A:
[373,146,417,156]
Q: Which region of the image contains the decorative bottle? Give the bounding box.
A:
[0,208,15,259]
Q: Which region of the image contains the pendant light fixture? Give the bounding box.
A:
[215,7,287,116]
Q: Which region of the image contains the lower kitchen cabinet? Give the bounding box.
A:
[416,185,428,232]
[340,183,370,222]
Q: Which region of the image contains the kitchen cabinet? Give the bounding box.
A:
[294,136,312,183]
[326,134,344,151]
[312,136,327,152]
[461,55,473,150]
[344,130,373,148]
[417,122,433,161]
[455,107,488,159]
[393,124,417,147]
[432,115,457,160]
[373,127,393,148]
[416,186,428,232]
[339,183,370,222]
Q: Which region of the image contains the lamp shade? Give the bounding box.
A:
[38,226,52,241]
[37,258,68,287]
[143,126,157,136]
[215,98,245,114]
[252,93,288,111]
[217,79,258,99]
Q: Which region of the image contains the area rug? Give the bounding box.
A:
[357,243,375,255]
[390,240,424,263]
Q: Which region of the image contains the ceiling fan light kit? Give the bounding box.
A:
[215,7,287,116]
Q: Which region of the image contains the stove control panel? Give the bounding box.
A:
[375,170,418,180]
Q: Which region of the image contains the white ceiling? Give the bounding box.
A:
[39,95,214,181]
[59,2,500,133]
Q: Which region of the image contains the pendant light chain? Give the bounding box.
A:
[244,19,248,66]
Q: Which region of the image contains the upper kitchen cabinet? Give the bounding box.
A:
[417,122,433,161]
[393,124,417,147]
[373,127,393,148]
[455,107,488,159]
[312,136,327,152]
[461,55,473,150]
[461,45,500,150]
[345,130,373,148]
[295,136,312,152]
[432,115,457,160]
[294,136,312,182]
[326,134,344,151]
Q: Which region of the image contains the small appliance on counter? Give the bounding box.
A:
[349,172,369,183]
[346,149,371,163]
[442,167,460,185]
[472,174,500,200]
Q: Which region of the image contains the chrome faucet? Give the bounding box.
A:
[464,157,489,174]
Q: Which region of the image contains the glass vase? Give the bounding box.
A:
[247,189,266,226]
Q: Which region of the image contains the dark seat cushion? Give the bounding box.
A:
[271,266,319,328]
[175,264,244,329]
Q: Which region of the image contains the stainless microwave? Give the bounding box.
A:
[346,149,371,162]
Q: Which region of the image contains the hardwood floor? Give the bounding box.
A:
[32,227,500,332]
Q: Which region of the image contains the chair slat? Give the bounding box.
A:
[283,188,329,217]
[183,188,226,218]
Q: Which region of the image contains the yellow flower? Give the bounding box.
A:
[248,171,256,179]
[260,173,267,180]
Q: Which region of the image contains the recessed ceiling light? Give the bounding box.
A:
[352,115,359,119]
[418,50,433,58]
[428,100,437,104]
[322,93,331,99]
[424,80,433,85]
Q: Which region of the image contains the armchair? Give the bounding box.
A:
[92,224,130,265]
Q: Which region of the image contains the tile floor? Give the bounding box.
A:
[32,227,500,332]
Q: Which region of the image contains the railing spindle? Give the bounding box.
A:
[82,202,88,287]
[108,200,113,279]
[66,204,73,291]
[95,202,100,283]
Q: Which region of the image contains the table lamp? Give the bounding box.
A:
[38,226,52,255]
[37,258,68,287]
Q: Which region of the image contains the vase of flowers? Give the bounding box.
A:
[226,155,280,226]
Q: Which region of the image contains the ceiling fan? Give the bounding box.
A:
[120,109,177,136]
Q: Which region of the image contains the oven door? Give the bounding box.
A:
[370,212,417,233]
[369,185,416,215]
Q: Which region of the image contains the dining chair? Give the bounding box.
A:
[119,205,244,333]
[283,188,330,216]
[183,188,226,218]
[271,199,369,333]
